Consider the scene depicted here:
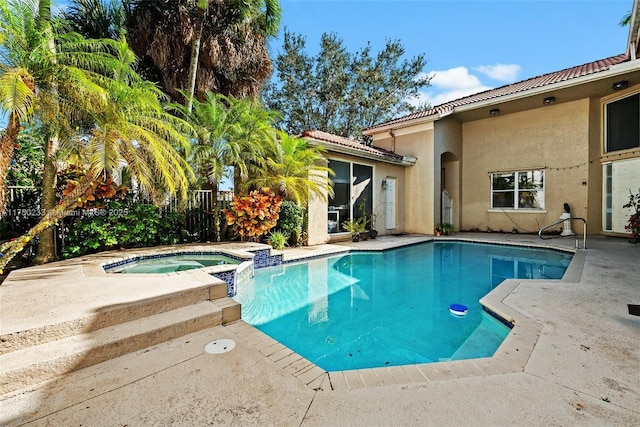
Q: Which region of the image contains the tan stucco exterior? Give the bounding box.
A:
[374,125,437,234]
[461,99,591,233]
[362,79,639,237]
[306,169,330,246]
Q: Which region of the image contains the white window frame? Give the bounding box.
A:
[490,169,545,210]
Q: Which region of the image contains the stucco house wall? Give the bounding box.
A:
[375,162,407,234]
[461,99,591,233]
[435,118,463,229]
[586,96,604,232]
[307,168,330,246]
[377,128,435,235]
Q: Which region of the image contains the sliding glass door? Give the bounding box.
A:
[328,160,373,234]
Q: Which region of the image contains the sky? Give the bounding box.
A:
[272,0,633,107]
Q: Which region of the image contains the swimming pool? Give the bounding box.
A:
[105,253,242,274]
[234,241,572,371]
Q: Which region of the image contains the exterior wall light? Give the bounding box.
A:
[612,81,629,90]
[489,109,500,116]
[543,96,556,105]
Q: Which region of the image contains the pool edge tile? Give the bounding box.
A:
[342,370,366,389]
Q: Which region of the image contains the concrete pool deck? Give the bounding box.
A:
[1,233,639,426]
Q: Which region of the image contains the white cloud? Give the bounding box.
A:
[409,64,522,108]
[415,67,492,107]
[474,64,521,82]
[430,67,485,90]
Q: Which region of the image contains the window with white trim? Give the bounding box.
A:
[491,170,545,209]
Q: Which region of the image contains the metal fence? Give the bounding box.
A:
[172,190,235,242]
[1,186,236,254]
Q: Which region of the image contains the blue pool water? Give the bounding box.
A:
[235,242,572,371]
[105,253,241,273]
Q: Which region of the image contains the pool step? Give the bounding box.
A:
[0,298,240,395]
[0,280,229,355]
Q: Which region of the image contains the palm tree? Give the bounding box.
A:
[185,0,208,113]
[0,0,138,263]
[123,0,281,102]
[0,38,195,273]
[242,131,334,206]
[89,39,195,201]
[0,0,38,212]
[61,0,125,39]
[172,91,279,240]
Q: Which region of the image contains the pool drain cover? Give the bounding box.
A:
[204,339,236,354]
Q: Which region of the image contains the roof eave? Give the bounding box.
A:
[366,59,639,132]
[452,59,639,115]
[362,112,443,136]
[309,138,409,166]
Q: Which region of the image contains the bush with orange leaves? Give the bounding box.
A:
[59,166,127,209]
[225,188,282,242]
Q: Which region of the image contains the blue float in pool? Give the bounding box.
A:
[449,304,468,316]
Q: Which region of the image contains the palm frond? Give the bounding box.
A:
[0,67,35,121]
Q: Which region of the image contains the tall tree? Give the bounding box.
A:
[0,0,132,263]
[263,30,431,139]
[172,91,278,241]
[33,0,60,264]
[185,0,209,112]
[61,0,125,39]
[0,38,195,272]
[123,0,281,103]
[0,0,84,262]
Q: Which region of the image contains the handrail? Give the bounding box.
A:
[538,217,587,249]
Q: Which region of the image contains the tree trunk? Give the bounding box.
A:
[0,114,21,214]
[186,1,208,112]
[0,171,96,273]
[33,136,58,264]
[33,12,59,265]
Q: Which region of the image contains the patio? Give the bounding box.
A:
[1,233,639,426]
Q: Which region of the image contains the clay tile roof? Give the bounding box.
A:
[366,53,630,131]
[301,129,405,162]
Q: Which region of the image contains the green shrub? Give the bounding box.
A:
[0,188,41,240]
[276,200,304,246]
[63,199,183,258]
[267,231,289,250]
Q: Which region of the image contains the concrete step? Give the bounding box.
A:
[1,298,240,395]
[0,280,229,355]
